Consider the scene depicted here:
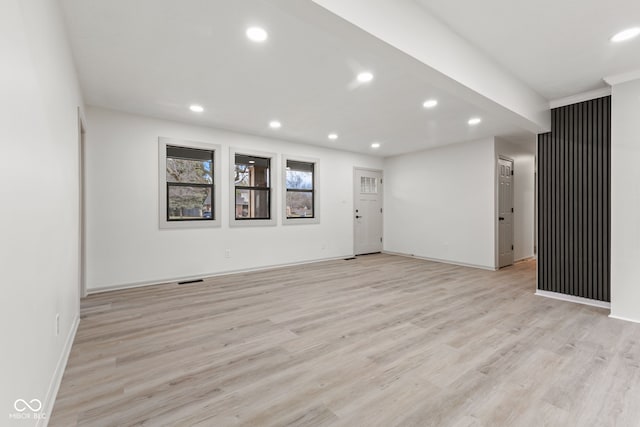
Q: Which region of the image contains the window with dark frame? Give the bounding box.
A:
[166,145,214,221]
[234,154,271,220]
[285,160,314,219]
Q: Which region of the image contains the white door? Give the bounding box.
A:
[498,158,514,268]
[354,168,383,255]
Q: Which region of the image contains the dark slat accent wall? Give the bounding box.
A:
[537,96,611,302]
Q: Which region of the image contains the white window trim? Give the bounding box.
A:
[282,155,320,225]
[158,137,221,229]
[229,147,277,227]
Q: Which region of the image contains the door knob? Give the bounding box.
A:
[499,217,504,221]
[355,215,362,219]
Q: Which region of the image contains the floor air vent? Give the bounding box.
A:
[178,279,204,285]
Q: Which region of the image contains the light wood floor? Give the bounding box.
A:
[50,254,640,427]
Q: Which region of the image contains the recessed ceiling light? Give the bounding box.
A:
[246,27,268,42]
[611,27,640,43]
[189,104,204,113]
[328,133,338,140]
[423,99,438,108]
[468,117,482,126]
[371,142,381,148]
[269,120,281,129]
[249,160,255,164]
[357,72,374,83]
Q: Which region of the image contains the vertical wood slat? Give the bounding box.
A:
[577,101,583,299]
[604,96,610,301]
[585,102,596,299]
[537,96,611,302]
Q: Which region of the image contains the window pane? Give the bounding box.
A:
[360,176,378,194]
[286,191,313,218]
[166,157,212,184]
[168,185,212,220]
[166,146,212,161]
[287,160,314,172]
[235,189,270,219]
[234,155,270,188]
[235,154,270,168]
[286,169,313,190]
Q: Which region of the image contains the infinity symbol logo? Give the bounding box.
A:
[14,399,42,412]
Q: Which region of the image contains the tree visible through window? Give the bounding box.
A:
[286,160,314,218]
[234,154,271,219]
[166,146,214,221]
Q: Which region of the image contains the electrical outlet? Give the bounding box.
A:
[225,249,231,258]
[55,314,60,336]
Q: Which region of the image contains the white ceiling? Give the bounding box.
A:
[60,0,534,157]
[416,0,640,101]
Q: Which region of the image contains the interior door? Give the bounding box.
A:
[498,158,514,268]
[354,168,383,255]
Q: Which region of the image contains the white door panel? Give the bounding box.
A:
[498,158,514,268]
[354,169,383,255]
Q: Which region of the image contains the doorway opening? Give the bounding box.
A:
[78,109,87,299]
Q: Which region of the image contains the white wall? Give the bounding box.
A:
[383,138,496,269]
[85,107,383,291]
[495,138,536,262]
[610,78,640,323]
[0,0,84,424]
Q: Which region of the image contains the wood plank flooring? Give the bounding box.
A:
[50,254,640,426]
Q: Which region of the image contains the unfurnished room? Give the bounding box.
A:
[2,0,640,426]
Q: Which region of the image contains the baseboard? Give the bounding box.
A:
[87,254,354,295]
[535,289,611,309]
[39,313,79,427]
[608,314,640,324]
[514,255,536,263]
[383,250,497,271]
